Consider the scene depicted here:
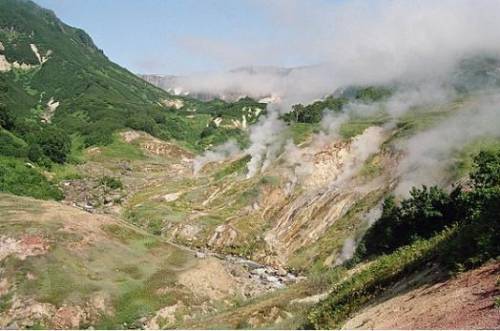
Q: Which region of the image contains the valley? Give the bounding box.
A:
[0,0,499,329]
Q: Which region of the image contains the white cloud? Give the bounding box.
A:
[169,0,500,105]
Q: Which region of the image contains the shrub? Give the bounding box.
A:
[0,157,63,200]
[99,176,123,190]
[36,126,71,164]
[0,130,27,158]
[356,149,500,268]
[356,186,459,259]
[0,105,15,130]
[283,96,347,124]
[440,150,500,268]
[83,121,121,146]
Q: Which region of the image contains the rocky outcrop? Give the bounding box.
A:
[0,235,49,262]
[208,224,239,248]
[262,127,389,263]
[0,42,49,72]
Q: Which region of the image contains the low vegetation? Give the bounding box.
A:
[308,149,500,328]
[0,156,62,200]
[282,86,391,124]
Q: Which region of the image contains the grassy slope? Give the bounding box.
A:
[0,0,264,150]
[0,193,201,328]
[307,228,457,328]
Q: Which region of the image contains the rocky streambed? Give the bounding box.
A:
[193,250,305,291]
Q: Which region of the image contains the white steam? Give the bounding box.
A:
[335,204,383,266]
[245,111,287,178]
[396,92,500,196]
[192,140,241,175]
[181,0,500,198]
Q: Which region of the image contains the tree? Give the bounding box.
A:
[470,150,500,188]
[27,144,43,163]
[37,126,71,163]
[357,186,456,259]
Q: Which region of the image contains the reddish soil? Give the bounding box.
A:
[343,261,500,329]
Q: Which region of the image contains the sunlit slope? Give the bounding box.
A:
[122,93,499,271]
[0,193,285,329]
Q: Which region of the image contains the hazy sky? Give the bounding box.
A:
[33,0,500,83]
[34,0,342,75]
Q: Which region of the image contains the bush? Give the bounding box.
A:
[99,176,123,189]
[83,121,121,146]
[0,130,27,158]
[354,86,392,102]
[356,149,500,268]
[35,126,71,164]
[357,186,460,259]
[0,105,15,130]
[27,144,43,163]
[283,96,347,124]
[440,150,500,268]
[0,157,63,200]
[27,143,51,167]
[126,115,158,136]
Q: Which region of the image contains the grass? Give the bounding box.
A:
[97,281,176,329]
[359,154,384,180]
[288,122,319,145]
[387,106,455,144]
[89,134,145,161]
[50,163,82,181]
[0,156,63,200]
[67,135,86,164]
[101,223,144,244]
[212,155,250,180]
[451,137,500,179]
[307,226,457,329]
[0,292,14,314]
[0,194,200,328]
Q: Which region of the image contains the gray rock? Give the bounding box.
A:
[250,268,267,276]
[265,275,280,283]
[195,252,207,259]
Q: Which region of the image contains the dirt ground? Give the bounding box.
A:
[343,261,500,329]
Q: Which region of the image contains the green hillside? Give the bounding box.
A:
[0,0,265,200]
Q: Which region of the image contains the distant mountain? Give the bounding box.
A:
[140,65,298,102]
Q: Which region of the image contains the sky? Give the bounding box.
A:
[34,0,341,75]
[33,0,500,90]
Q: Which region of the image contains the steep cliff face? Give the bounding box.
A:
[263,127,389,264]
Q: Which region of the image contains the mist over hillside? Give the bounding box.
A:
[140,65,298,102]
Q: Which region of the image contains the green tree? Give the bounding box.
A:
[357,186,457,259]
[37,126,71,163]
[27,144,43,163]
